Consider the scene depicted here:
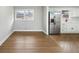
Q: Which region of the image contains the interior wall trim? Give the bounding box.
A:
[0,31,14,46]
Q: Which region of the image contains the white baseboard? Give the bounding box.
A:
[14,30,48,35]
[13,30,42,32]
[42,30,48,35]
[0,31,14,46]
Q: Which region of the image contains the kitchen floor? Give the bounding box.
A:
[0,32,79,53]
[49,34,79,52]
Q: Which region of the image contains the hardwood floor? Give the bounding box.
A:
[0,32,79,53]
[0,32,61,53]
[49,34,79,52]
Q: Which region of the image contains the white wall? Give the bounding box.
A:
[13,6,43,31]
[0,6,14,46]
[42,6,48,35]
[49,6,79,33]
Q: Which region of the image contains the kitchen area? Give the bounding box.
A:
[48,6,79,35]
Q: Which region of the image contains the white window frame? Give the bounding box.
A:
[15,9,34,21]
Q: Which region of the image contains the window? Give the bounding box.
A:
[24,9,34,21]
[15,9,34,21]
[16,10,24,20]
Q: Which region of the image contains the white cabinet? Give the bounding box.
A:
[61,18,79,33]
[69,8,79,17]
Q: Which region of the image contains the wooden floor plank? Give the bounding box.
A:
[0,32,79,53]
[0,32,61,53]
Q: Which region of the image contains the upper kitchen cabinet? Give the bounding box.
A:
[69,8,79,18]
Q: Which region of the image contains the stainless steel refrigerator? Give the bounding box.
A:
[49,11,61,35]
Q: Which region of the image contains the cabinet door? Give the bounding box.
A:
[61,23,67,33]
[69,8,79,17]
